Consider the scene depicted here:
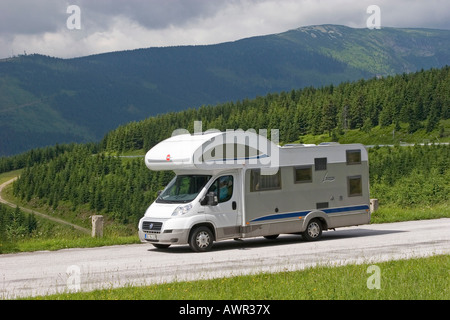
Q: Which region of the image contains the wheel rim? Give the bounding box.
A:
[307,222,320,238]
[196,231,211,248]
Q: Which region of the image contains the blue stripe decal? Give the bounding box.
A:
[250,205,369,223]
[322,205,370,214]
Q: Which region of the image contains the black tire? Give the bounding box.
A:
[189,226,214,252]
[152,243,171,249]
[302,219,322,241]
[263,234,279,240]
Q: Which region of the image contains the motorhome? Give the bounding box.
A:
[138,130,370,252]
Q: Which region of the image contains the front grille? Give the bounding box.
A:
[142,221,163,232]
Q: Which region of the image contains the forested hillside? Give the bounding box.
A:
[1,25,449,155]
[6,66,450,230]
[102,66,450,152]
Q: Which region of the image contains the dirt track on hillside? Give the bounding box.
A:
[0,177,90,234]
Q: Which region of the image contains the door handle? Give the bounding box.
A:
[232,201,237,210]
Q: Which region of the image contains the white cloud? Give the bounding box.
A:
[0,0,449,59]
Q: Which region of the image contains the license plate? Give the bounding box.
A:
[145,233,157,240]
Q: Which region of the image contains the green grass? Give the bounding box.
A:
[370,203,450,224]
[0,169,22,185]
[1,211,140,253]
[31,254,449,300]
[11,235,140,253]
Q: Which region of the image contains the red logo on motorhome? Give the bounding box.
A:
[166,154,171,161]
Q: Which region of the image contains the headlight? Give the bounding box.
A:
[172,203,192,216]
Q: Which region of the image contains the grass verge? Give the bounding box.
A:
[9,235,140,253]
[31,254,449,300]
[370,203,450,223]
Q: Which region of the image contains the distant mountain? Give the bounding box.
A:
[0,24,449,156]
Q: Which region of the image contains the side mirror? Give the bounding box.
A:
[201,192,218,206]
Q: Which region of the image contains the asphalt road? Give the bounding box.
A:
[1,218,449,299]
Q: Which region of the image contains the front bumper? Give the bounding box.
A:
[138,218,190,245]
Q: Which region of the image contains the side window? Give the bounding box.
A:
[346,149,361,165]
[294,166,312,183]
[314,157,327,171]
[208,175,233,203]
[250,169,282,192]
[348,175,362,197]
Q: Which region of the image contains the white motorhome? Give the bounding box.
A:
[138,130,370,252]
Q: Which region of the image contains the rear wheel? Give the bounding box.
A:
[302,219,322,241]
[189,226,214,252]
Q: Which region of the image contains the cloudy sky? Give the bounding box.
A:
[0,0,449,59]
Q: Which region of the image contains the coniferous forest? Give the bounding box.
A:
[101,66,449,153]
[2,66,450,233]
[0,205,37,246]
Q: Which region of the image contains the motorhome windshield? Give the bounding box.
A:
[156,175,212,203]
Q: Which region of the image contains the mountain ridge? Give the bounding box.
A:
[0,24,449,156]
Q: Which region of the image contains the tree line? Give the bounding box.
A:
[0,143,99,174]
[101,66,449,153]
[369,144,449,207]
[0,204,37,252]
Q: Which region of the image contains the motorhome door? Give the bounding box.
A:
[202,173,240,239]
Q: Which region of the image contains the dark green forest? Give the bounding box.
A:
[101,66,450,153]
[6,66,449,229]
[0,205,37,252]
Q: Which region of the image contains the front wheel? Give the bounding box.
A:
[189,226,214,252]
[302,219,322,241]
